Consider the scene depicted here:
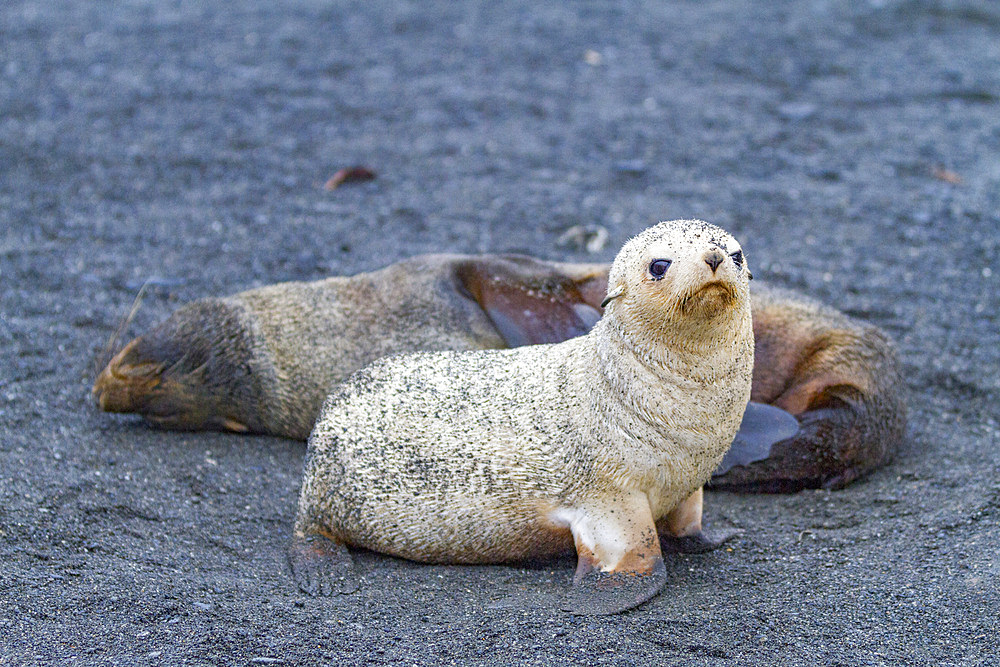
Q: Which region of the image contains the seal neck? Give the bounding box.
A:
[596,305,752,385]
[584,310,754,487]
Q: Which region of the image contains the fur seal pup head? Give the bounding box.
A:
[290,220,755,614]
[601,219,752,338]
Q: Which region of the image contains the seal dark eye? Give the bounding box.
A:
[730,250,744,268]
[648,259,671,279]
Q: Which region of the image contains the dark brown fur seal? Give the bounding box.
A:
[93,252,904,492]
[93,254,609,440]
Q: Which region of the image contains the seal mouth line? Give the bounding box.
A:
[692,280,734,296]
[679,282,737,314]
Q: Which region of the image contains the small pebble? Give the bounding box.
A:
[556,225,609,254]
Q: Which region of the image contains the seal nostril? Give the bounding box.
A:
[704,250,724,273]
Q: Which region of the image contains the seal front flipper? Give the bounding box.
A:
[559,494,667,615]
[656,487,739,554]
[713,401,801,476]
[711,394,899,493]
[288,533,359,596]
[563,559,668,616]
[454,255,605,346]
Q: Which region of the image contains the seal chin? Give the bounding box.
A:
[680,282,737,316]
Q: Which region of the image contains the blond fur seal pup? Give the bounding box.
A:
[289,219,754,614]
[93,253,904,492]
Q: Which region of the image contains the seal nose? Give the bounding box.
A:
[704,249,724,274]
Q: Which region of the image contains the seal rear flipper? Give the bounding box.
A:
[709,389,901,493]
[714,401,801,476]
[91,298,272,434]
[453,256,606,346]
[288,533,359,596]
[655,488,740,554]
[730,285,906,492]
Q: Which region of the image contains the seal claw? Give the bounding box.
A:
[288,534,358,597]
[560,559,668,615]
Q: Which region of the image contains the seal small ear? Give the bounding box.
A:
[600,286,624,309]
[454,256,604,347]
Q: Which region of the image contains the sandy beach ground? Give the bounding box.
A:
[2,1,998,664]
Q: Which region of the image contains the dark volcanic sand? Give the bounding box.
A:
[2,1,999,665]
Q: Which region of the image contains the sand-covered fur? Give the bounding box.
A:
[291,220,754,613]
